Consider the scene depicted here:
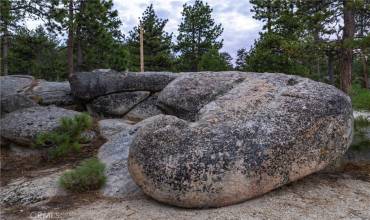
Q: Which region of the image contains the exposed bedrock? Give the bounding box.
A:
[128,72,353,208]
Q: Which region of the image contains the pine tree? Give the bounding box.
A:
[46,0,128,75]
[127,4,173,71]
[235,48,249,71]
[176,0,223,71]
[198,49,233,71]
[8,26,67,80]
[1,0,49,75]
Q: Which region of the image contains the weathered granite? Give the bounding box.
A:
[0,106,80,145]
[98,119,133,140]
[28,80,74,105]
[89,91,150,116]
[1,94,38,116]
[69,70,178,100]
[128,72,353,208]
[0,75,34,97]
[124,93,163,121]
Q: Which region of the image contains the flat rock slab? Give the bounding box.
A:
[128,72,353,208]
[98,119,133,140]
[70,70,179,100]
[0,168,66,206]
[90,91,150,117]
[0,106,80,145]
[98,117,159,198]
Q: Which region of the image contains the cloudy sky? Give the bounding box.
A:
[113,0,263,61]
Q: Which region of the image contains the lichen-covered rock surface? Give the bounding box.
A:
[128,72,353,208]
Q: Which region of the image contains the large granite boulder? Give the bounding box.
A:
[89,91,150,117]
[69,70,178,100]
[0,106,79,145]
[128,72,353,208]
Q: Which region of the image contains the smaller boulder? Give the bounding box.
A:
[0,106,80,145]
[1,94,38,116]
[89,91,150,117]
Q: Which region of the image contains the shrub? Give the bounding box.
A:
[351,116,370,151]
[59,158,106,192]
[350,85,370,111]
[34,113,93,159]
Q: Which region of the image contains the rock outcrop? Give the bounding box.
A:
[128,72,353,208]
[1,75,76,115]
[0,106,80,145]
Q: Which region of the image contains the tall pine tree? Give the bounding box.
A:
[47,0,128,76]
[127,4,173,71]
[176,0,223,71]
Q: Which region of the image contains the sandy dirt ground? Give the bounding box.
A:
[2,166,369,220]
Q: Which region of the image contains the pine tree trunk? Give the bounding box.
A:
[328,53,334,85]
[76,0,85,71]
[67,0,74,78]
[1,26,9,75]
[340,0,355,94]
[363,54,369,89]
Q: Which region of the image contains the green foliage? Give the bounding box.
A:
[351,116,370,151]
[351,85,370,111]
[127,4,174,71]
[74,0,129,71]
[59,158,106,192]
[34,113,93,159]
[176,0,224,71]
[8,27,67,80]
[198,49,233,71]
[46,0,129,73]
